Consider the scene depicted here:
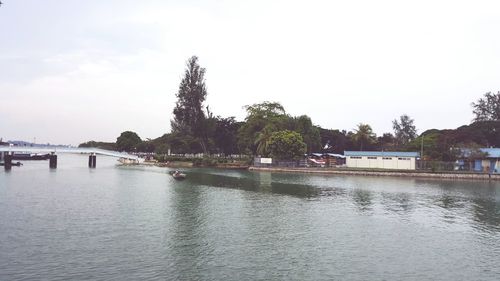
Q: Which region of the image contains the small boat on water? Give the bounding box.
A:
[12,153,50,160]
[169,170,187,180]
[0,161,22,167]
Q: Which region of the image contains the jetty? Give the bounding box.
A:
[0,146,138,170]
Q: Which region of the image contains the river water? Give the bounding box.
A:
[1,154,499,280]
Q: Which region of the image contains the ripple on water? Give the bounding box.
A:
[1,156,500,280]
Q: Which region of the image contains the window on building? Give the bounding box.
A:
[350,156,362,159]
[398,157,411,160]
[383,157,392,160]
[368,157,377,159]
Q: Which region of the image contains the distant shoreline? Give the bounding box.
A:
[248,166,500,181]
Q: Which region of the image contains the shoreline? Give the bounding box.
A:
[249,166,500,181]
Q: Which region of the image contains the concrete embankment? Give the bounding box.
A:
[249,167,500,181]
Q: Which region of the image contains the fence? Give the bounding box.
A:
[253,158,491,173]
[253,158,346,168]
[416,160,485,172]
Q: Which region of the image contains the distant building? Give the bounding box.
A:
[344,151,419,170]
[459,148,500,173]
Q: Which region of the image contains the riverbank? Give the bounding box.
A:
[152,160,249,169]
[249,166,500,181]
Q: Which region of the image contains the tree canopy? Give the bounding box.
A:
[171,56,209,153]
[392,114,417,146]
[116,131,141,152]
[268,130,306,160]
[352,123,376,150]
[472,91,500,121]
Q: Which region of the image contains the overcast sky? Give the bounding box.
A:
[1,0,499,145]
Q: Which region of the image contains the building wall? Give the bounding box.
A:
[481,159,500,173]
[346,156,416,170]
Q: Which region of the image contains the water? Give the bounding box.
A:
[1,154,499,280]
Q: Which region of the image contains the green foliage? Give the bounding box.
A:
[213,116,241,155]
[237,101,320,155]
[392,114,417,146]
[254,125,276,157]
[116,131,141,152]
[238,101,288,154]
[319,128,352,154]
[268,130,306,160]
[78,141,116,150]
[244,101,286,119]
[289,115,321,153]
[136,140,155,153]
[472,91,500,121]
[377,133,396,150]
[352,123,376,151]
[171,56,209,153]
[406,121,500,161]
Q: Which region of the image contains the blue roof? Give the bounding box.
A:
[480,148,500,158]
[344,151,420,157]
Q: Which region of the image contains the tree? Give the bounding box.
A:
[237,101,287,154]
[290,115,321,153]
[213,117,241,155]
[268,130,306,160]
[319,128,354,154]
[171,56,209,153]
[377,133,396,150]
[116,131,141,152]
[136,139,155,153]
[78,141,117,151]
[254,125,276,157]
[352,123,376,150]
[244,101,285,120]
[392,114,417,146]
[472,91,500,122]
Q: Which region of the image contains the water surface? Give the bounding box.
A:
[1,155,499,280]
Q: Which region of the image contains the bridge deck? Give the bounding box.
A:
[0,146,138,160]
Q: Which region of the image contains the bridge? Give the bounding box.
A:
[0,146,139,170]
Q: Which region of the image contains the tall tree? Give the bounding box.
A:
[472,91,500,121]
[352,123,376,151]
[171,56,209,153]
[392,114,417,146]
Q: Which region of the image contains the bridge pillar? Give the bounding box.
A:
[88,154,96,168]
[4,154,12,170]
[49,154,57,169]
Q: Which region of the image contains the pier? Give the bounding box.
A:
[0,147,138,170]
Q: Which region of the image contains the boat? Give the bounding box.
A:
[169,170,187,180]
[11,153,51,160]
[0,161,22,167]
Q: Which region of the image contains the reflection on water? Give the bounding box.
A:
[1,156,500,281]
[351,189,373,212]
[188,169,500,232]
[381,192,414,215]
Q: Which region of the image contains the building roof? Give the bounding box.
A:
[480,148,500,158]
[344,151,420,157]
[325,153,346,158]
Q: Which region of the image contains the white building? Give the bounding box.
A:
[344,151,419,170]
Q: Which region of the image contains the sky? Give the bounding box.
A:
[1,0,499,145]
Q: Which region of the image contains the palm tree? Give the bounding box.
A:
[353,123,376,150]
[254,125,275,157]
